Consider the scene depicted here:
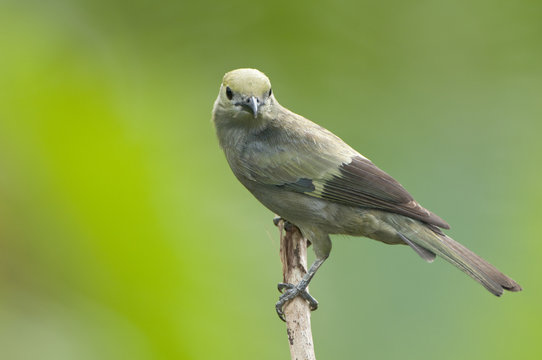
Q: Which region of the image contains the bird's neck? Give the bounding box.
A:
[213,107,274,149]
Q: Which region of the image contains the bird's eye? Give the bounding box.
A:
[226,86,233,100]
[268,88,272,97]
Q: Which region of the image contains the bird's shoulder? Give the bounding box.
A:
[246,106,356,161]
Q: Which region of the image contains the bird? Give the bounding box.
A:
[212,68,521,320]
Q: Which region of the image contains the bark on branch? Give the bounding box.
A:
[277,219,316,360]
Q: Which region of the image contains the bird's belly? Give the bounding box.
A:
[245,183,341,229]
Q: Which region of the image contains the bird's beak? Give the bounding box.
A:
[249,96,259,118]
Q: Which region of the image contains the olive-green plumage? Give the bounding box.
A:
[213,68,520,315]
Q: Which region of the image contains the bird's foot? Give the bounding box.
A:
[272,216,295,231]
[275,282,318,321]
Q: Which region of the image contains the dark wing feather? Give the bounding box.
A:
[316,156,450,229]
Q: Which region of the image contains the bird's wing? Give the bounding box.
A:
[239,119,449,229]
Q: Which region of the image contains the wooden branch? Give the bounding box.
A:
[277,219,316,360]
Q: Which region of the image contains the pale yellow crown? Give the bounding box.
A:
[222,68,271,96]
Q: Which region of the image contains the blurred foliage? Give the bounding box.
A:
[0,0,541,359]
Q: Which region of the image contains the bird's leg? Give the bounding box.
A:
[275,257,327,321]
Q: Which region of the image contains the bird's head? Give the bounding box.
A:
[215,68,274,120]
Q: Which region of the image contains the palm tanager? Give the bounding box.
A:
[212,68,521,320]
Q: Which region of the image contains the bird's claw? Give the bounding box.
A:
[282,285,319,310]
[275,282,319,321]
[277,282,296,293]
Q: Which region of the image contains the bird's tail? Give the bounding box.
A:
[389,216,522,296]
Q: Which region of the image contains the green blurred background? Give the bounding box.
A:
[1,0,541,359]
